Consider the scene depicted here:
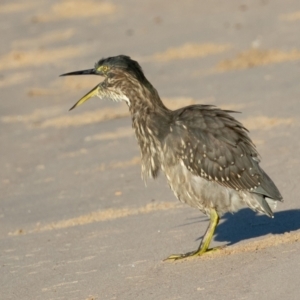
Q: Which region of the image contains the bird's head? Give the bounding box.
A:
[60,55,151,110]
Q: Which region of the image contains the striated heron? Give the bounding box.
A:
[60,55,282,260]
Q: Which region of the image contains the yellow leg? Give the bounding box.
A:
[165,208,221,261]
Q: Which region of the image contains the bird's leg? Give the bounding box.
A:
[164,208,221,261]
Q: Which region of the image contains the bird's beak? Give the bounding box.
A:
[60,68,101,111]
[60,68,97,76]
[68,84,100,111]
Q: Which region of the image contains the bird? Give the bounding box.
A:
[60,55,283,260]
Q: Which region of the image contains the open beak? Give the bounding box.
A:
[60,68,101,111]
[68,84,99,111]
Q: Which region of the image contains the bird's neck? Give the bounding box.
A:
[129,87,171,180]
[129,88,171,157]
[130,92,170,130]
[129,82,170,117]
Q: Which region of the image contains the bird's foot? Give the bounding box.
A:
[164,245,226,261]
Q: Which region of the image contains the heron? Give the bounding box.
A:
[60,55,282,260]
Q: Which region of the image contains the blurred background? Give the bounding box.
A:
[1,1,300,299]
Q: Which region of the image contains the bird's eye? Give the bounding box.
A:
[100,65,108,72]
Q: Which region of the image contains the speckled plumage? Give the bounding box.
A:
[61,55,283,260]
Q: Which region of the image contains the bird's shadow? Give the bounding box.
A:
[215,209,300,245]
[182,209,300,246]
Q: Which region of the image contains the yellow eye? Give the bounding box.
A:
[99,65,108,72]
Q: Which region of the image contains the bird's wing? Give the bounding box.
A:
[165,105,282,200]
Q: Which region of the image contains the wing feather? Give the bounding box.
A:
[164,105,282,200]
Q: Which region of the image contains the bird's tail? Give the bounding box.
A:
[245,193,276,218]
[255,167,283,201]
